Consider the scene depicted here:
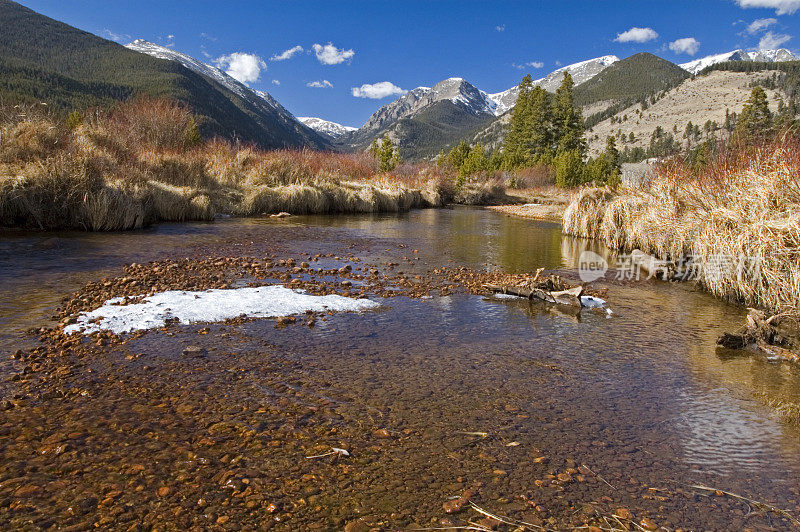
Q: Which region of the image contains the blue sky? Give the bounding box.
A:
[17,0,800,127]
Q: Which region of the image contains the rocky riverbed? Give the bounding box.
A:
[2,211,800,530]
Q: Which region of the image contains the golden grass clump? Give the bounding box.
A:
[0,98,477,230]
[0,119,65,163]
[563,141,800,316]
[562,187,617,239]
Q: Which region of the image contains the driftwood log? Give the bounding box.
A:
[485,284,584,307]
[717,309,799,362]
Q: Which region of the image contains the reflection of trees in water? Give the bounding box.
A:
[424,209,568,272]
[438,209,497,266]
[560,234,615,271]
[494,218,564,272]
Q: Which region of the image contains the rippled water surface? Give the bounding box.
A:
[2,207,800,528]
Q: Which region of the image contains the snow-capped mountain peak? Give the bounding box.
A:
[355,78,501,136]
[680,48,798,75]
[487,55,620,114]
[297,117,357,139]
[428,78,499,115]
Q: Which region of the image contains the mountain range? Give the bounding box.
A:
[679,48,797,74]
[2,0,799,160]
[303,48,796,158]
[296,117,357,139]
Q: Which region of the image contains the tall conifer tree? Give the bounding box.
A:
[552,72,585,156]
[503,75,533,169]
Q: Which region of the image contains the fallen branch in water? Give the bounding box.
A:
[305,447,350,459]
[689,484,800,526]
[485,283,584,307]
[483,270,584,307]
[469,502,546,530]
[579,463,616,490]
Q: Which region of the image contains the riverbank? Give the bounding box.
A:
[563,141,800,321]
[0,99,508,231]
[2,212,800,530]
[487,187,572,222]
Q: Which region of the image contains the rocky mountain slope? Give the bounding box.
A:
[487,55,619,114]
[585,70,785,156]
[339,57,621,159]
[472,53,691,150]
[337,78,500,159]
[125,40,329,150]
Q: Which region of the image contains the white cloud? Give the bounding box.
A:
[614,27,659,43]
[271,45,304,61]
[747,17,778,33]
[167,34,175,40]
[735,0,800,15]
[312,43,355,65]
[495,24,505,32]
[200,32,217,42]
[103,29,130,43]
[272,79,280,85]
[351,81,406,99]
[514,60,544,69]
[759,30,792,49]
[307,80,333,88]
[213,53,267,84]
[668,37,701,55]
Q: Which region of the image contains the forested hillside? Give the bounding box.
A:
[0,0,328,149]
[575,53,691,128]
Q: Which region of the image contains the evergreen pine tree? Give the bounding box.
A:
[524,86,553,162]
[488,149,504,171]
[183,117,201,147]
[605,135,620,174]
[459,144,488,184]
[551,72,585,156]
[447,140,471,172]
[554,149,584,188]
[502,75,533,169]
[377,134,399,172]
[735,86,772,141]
[65,110,83,130]
[368,138,381,158]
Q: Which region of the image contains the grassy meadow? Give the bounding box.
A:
[0,98,509,231]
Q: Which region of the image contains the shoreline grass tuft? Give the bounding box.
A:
[563,140,800,317]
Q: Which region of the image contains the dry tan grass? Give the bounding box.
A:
[563,140,800,316]
[0,99,483,230]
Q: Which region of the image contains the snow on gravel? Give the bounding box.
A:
[64,285,380,335]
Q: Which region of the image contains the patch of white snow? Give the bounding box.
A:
[64,285,379,335]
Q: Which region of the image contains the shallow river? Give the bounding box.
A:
[1,207,799,529]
